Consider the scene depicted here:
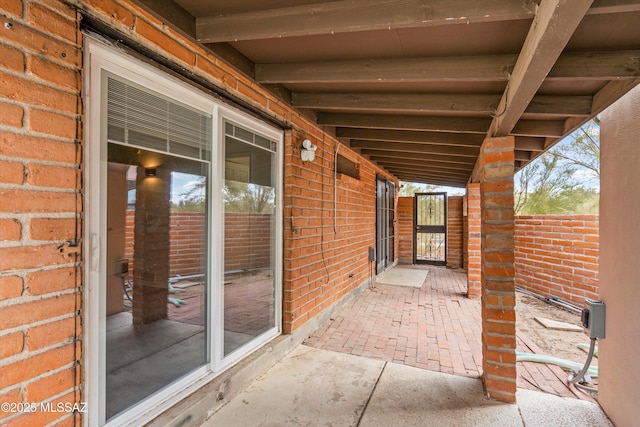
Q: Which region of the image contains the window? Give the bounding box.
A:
[85,39,282,426]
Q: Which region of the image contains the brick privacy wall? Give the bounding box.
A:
[0,1,83,426]
[397,197,414,263]
[1,1,397,424]
[515,215,599,305]
[125,211,272,277]
[447,196,463,268]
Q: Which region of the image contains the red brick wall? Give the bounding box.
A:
[283,130,396,332]
[515,215,599,305]
[0,1,83,425]
[447,196,463,268]
[397,197,414,263]
[0,0,397,424]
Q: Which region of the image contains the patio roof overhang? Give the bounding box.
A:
[139,0,640,187]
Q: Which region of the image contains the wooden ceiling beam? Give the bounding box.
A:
[512,119,565,137]
[373,161,473,175]
[257,50,640,84]
[368,157,474,172]
[257,54,516,83]
[317,113,491,134]
[292,92,500,114]
[393,174,467,187]
[350,140,479,157]
[360,150,477,165]
[196,0,536,43]
[293,92,592,116]
[380,163,471,177]
[336,128,485,147]
[515,137,545,151]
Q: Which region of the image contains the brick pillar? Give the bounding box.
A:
[133,166,171,324]
[466,183,481,298]
[446,196,463,268]
[478,136,516,403]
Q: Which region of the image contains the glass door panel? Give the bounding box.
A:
[105,144,208,420]
[223,123,276,356]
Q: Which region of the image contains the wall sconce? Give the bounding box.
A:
[145,168,157,177]
[301,139,317,162]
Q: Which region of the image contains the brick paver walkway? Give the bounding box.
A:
[304,265,594,402]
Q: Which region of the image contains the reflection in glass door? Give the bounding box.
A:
[223,122,277,356]
[414,192,447,265]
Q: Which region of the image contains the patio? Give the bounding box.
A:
[204,266,608,426]
[303,265,594,402]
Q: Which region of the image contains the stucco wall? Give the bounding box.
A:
[599,84,640,426]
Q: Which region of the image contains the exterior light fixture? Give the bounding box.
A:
[301,139,317,162]
[145,168,156,177]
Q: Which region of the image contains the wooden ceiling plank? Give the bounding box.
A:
[196,0,536,43]
[258,49,640,84]
[512,119,565,137]
[514,150,532,161]
[394,174,467,187]
[488,0,594,137]
[256,55,516,83]
[368,157,474,171]
[361,150,477,165]
[350,140,479,156]
[336,128,485,147]
[374,159,472,173]
[292,92,500,113]
[317,113,491,133]
[294,92,592,115]
[548,50,640,80]
[586,0,640,15]
[515,137,545,151]
[380,163,471,176]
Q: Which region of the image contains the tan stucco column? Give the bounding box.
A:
[477,136,517,403]
[599,84,640,426]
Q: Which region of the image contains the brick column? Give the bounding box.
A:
[446,196,463,268]
[466,183,481,298]
[133,166,171,325]
[478,136,516,403]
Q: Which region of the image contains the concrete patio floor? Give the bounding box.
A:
[203,265,610,426]
[203,345,611,427]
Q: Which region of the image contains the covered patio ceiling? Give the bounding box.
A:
[139,0,640,187]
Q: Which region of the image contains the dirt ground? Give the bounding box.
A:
[516,292,596,366]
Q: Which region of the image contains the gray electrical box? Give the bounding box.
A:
[581,299,605,339]
[368,247,376,262]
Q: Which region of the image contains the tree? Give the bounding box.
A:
[550,119,600,180]
[399,181,439,196]
[223,182,275,213]
[514,120,600,215]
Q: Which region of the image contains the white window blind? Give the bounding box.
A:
[107,75,212,161]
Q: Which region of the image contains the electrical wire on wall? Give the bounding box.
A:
[334,142,341,234]
[318,129,330,284]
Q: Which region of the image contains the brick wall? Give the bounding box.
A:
[515,215,599,305]
[447,196,463,268]
[1,0,397,424]
[397,197,414,263]
[283,130,396,332]
[0,1,83,425]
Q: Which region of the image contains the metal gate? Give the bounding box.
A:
[414,192,447,265]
